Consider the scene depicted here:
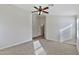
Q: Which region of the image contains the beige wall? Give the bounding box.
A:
[0,5,32,49]
[45,15,76,42]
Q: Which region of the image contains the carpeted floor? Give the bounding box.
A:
[0,38,78,55]
[0,41,35,55]
[39,39,78,55]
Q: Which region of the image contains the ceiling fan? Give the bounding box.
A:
[32,6,49,15]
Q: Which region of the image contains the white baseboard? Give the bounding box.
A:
[0,39,32,50]
[46,38,59,42]
[32,34,42,38]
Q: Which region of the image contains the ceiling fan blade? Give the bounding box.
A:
[32,11,38,13]
[43,7,49,10]
[34,6,38,10]
[43,11,48,13]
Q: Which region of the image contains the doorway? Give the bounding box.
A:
[32,14,46,40]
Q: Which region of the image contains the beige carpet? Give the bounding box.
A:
[0,39,78,55]
[39,39,79,55]
[0,41,35,55]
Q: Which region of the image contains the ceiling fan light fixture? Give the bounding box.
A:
[38,12,42,15]
[40,12,43,15]
[38,12,40,15]
[32,6,49,15]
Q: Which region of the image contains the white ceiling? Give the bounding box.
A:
[49,4,79,16]
[14,4,79,16]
